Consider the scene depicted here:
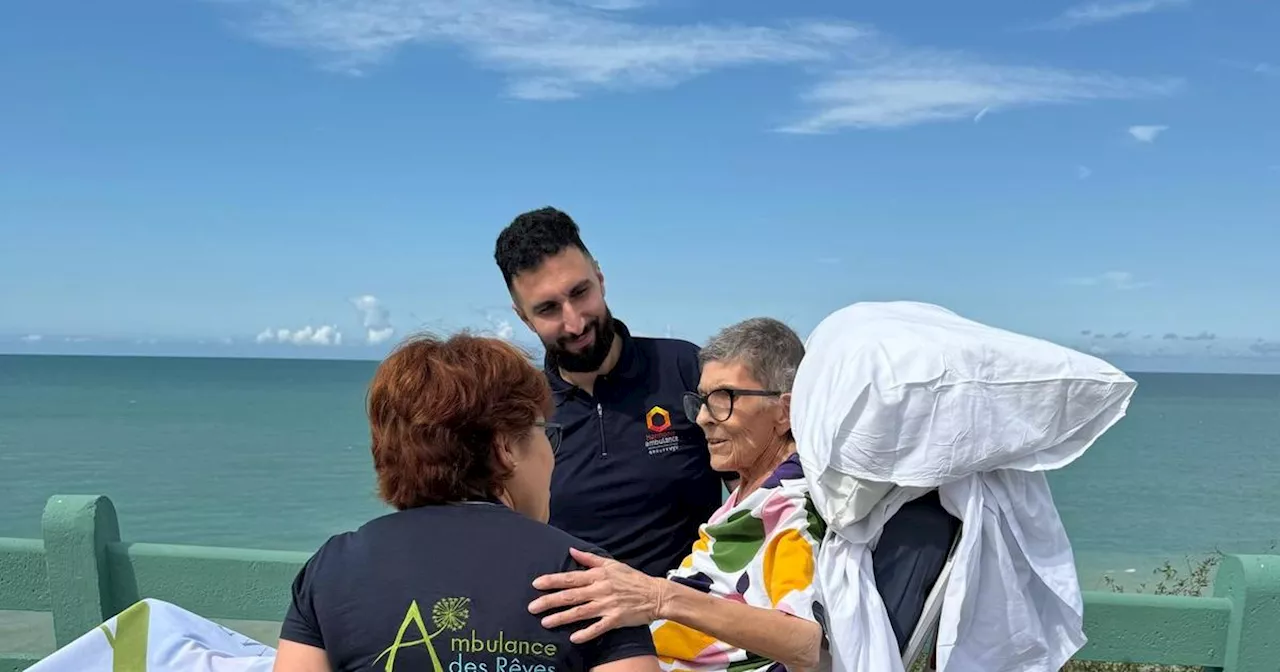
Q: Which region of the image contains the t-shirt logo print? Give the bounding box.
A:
[645,406,671,433]
[375,596,471,672]
[644,405,682,456]
[376,596,562,672]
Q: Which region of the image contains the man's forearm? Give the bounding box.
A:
[656,580,822,671]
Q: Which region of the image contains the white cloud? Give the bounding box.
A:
[236,0,862,94]
[1219,59,1279,79]
[222,1,1179,132]
[1251,339,1280,355]
[1064,271,1153,290]
[255,325,344,346]
[778,50,1181,133]
[351,294,395,344]
[567,0,649,9]
[1033,0,1190,30]
[1071,332,1280,361]
[366,327,394,344]
[1128,124,1169,142]
[478,310,517,340]
[20,334,42,342]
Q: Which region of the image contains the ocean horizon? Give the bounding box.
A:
[2,353,1278,593]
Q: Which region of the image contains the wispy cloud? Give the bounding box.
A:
[1254,63,1280,77]
[255,325,344,346]
[1032,0,1190,31]
[490,319,515,340]
[351,294,395,344]
[1220,59,1279,78]
[477,309,517,341]
[1071,330,1280,362]
[234,0,863,96]
[1251,339,1280,355]
[1128,124,1169,142]
[20,334,42,342]
[567,0,650,9]
[222,0,1181,131]
[778,50,1181,133]
[1064,271,1153,290]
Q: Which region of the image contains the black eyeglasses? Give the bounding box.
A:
[536,420,563,454]
[682,388,782,423]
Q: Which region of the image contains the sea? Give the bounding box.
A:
[2,353,1278,594]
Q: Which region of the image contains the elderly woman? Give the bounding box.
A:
[527,318,825,672]
[274,333,661,672]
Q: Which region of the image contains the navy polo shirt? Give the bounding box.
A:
[544,319,728,578]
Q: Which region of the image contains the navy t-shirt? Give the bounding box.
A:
[545,319,731,579]
[279,502,657,672]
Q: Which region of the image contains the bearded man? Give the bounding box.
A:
[494,207,734,577]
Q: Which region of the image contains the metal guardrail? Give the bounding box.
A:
[1,495,1277,671]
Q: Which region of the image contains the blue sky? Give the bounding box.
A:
[2,0,1277,372]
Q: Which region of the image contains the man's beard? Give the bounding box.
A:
[547,311,617,373]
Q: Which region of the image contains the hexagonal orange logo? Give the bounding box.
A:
[646,405,672,433]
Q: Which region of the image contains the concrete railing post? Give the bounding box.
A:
[1211,554,1280,672]
[40,494,120,648]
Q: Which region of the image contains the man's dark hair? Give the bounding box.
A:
[494,207,592,290]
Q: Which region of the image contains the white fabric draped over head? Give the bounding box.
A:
[791,301,1136,672]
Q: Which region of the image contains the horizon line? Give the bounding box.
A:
[4,350,1279,377]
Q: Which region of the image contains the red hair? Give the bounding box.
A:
[367,332,552,509]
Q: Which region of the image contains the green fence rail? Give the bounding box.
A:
[2,495,1278,671]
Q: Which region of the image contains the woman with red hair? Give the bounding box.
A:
[272,333,660,672]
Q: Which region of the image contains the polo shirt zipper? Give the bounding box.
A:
[596,402,608,458]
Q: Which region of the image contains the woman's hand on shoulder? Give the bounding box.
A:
[528,547,668,644]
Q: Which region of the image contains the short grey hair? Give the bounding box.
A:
[698,317,805,392]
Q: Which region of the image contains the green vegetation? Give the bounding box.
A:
[1064,552,1221,672]
[907,552,1224,672]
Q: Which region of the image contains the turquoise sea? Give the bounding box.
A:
[2,354,1278,592]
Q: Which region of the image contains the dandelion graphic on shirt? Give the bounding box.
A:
[375,596,470,672]
[376,596,563,672]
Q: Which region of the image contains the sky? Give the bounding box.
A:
[2,0,1278,373]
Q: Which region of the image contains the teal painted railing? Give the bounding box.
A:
[1,495,1278,670]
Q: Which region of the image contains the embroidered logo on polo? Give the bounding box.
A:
[375,597,561,672]
[644,405,686,456]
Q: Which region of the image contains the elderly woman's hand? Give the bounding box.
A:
[528,547,668,644]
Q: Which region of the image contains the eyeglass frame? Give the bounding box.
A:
[535,419,564,454]
[682,388,783,424]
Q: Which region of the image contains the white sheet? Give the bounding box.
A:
[791,301,1136,672]
[27,598,276,672]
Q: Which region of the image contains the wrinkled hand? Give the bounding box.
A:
[528,547,668,644]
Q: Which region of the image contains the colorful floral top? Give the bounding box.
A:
[650,453,827,672]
